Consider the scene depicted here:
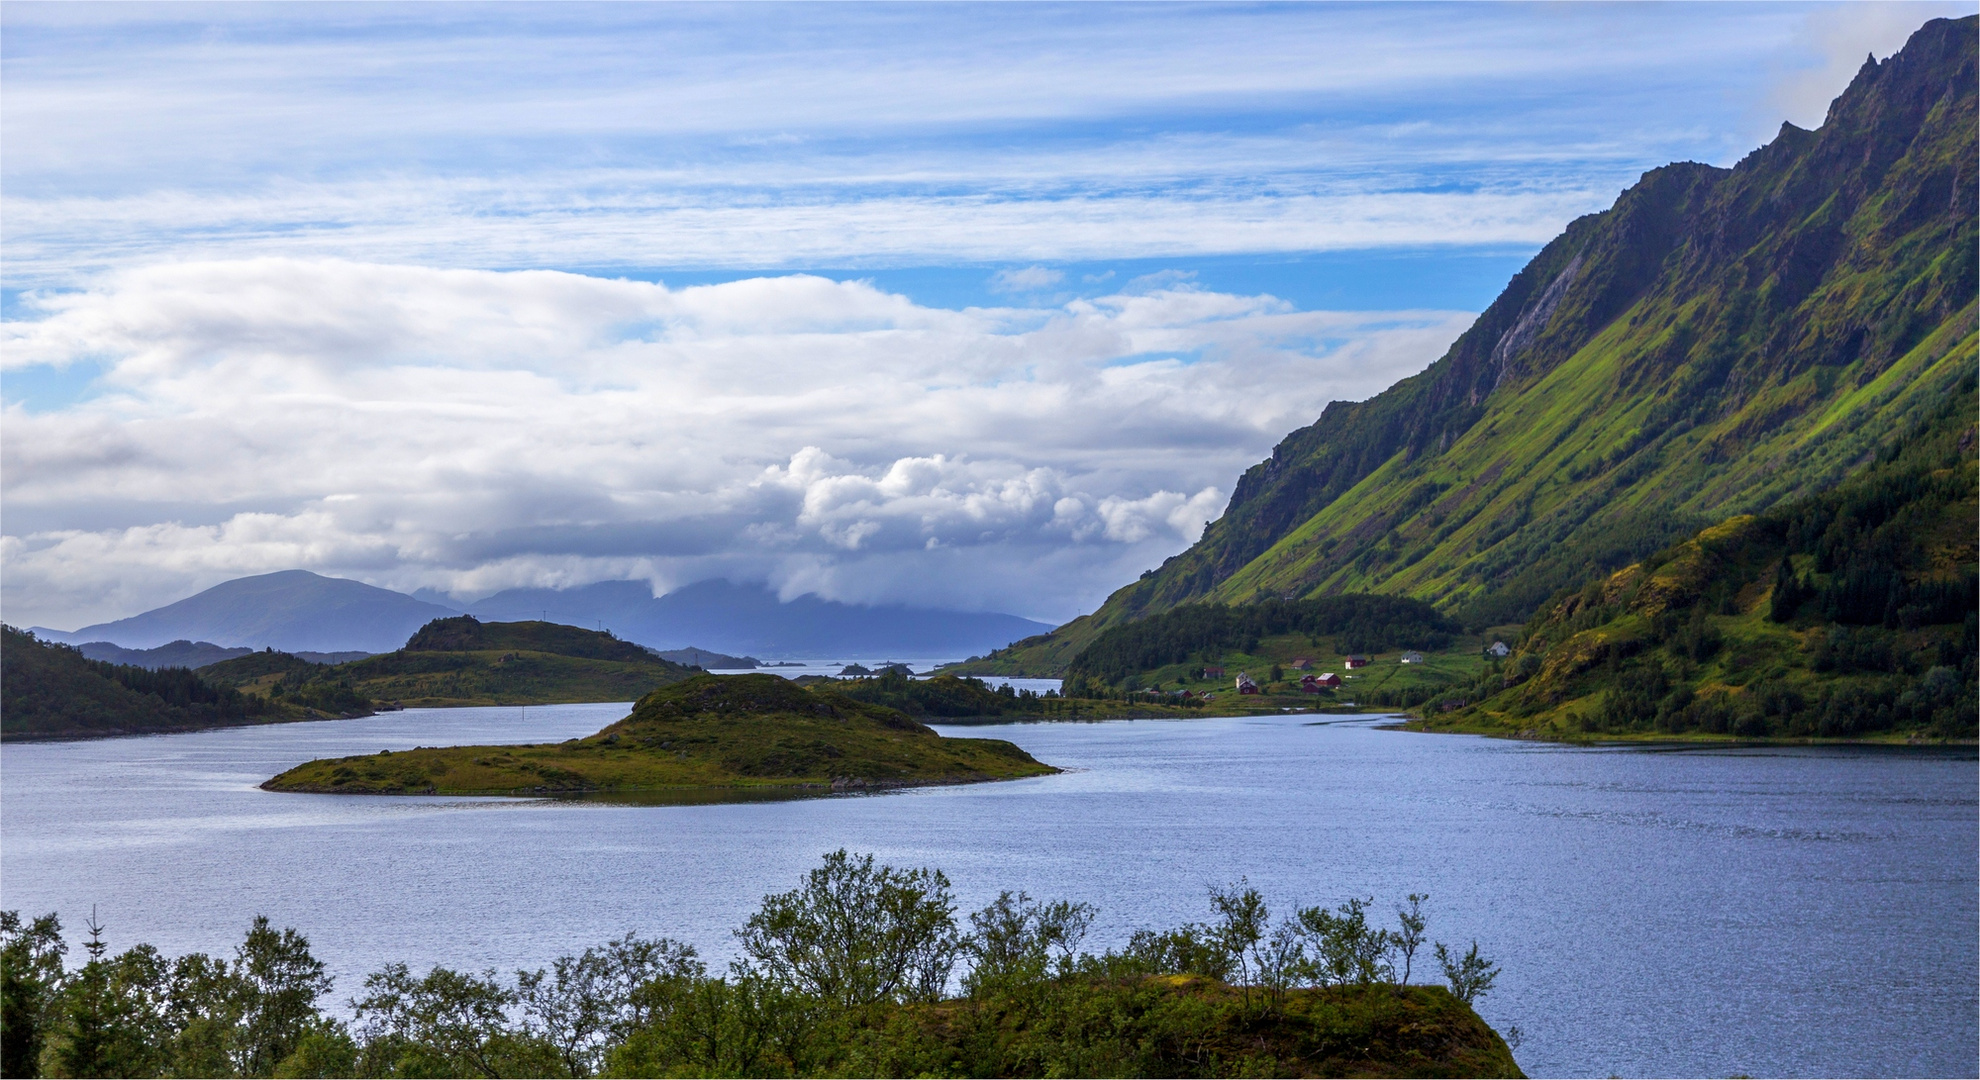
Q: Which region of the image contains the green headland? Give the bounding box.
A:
[261,673,1056,797]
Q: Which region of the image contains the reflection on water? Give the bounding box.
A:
[550,785,843,807]
[2,705,1974,1079]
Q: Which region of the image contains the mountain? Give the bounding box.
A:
[973,16,1975,675]
[45,570,462,653]
[38,572,1053,660]
[464,579,1055,658]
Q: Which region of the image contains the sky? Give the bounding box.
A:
[2,1,1968,631]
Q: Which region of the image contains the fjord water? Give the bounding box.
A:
[3,708,1974,1078]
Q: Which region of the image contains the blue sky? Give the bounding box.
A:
[2,2,1967,633]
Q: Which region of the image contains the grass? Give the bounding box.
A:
[262,674,1058,798]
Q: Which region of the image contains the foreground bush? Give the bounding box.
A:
[1,856,1521,1078]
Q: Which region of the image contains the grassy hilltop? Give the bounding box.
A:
[966,17,1976,681]
[202,615,697,709]
[262,673,1056,797]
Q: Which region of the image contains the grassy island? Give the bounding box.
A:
[262,673,1056,797]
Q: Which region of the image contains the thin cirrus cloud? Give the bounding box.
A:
[3,2,1964,282]
[1,260,1472,627]
[1,2,1966,631]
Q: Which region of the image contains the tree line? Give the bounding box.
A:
[1,628,271,738]
[1066,595,1458,689]
[1,852,1510,1078]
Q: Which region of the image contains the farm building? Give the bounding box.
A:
[1344,655,1371,669]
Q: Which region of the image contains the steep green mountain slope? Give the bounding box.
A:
[263,673,1055,796]
[1412,394,1976,740]
[970,16,1974,675]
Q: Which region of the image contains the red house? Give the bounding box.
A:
[1200,665,1226,679]
[1302,673,1343,691]
[1344,656,1371,669]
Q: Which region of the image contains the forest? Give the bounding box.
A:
[0,629,289,739]
[1064,595,1457,689]
[0,852,1519,1079]
[1421,393,1978,741]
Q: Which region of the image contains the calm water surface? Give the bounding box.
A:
[3,706,1974,1078]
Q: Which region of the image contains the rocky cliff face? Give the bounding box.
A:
[1047,16,1976,656]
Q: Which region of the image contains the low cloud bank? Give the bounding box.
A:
[3,260,1470,628]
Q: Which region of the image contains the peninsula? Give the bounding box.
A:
[261,673,1056,797]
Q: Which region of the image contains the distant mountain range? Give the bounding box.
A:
[456,579,1052,658]
[31,571,1053,659]
[72,640,374,670]
[32,571,462,653]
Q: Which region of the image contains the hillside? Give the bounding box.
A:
[0,627,352,740]
[262,673,1056,797]
[1411,394,1976,741]
[968,16,1975,676]
[279,617,697,708]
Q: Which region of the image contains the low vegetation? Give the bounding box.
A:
[0,852,1522,1078]
[262,674,1056,797]
[1064,595,1457,689]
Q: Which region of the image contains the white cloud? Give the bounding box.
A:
[1,260,1472,628]
[1765,2,1970,130]
[0,4,1906,283]
[0,184,1603,288]
[989,267,1065,294]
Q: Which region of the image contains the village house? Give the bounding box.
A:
[1200,665,1226,678]
[1400,650,1424,664]
[1485,641,1512,658]
[1299,672,1344,692]
[1235,672,1261,694]
[1290,658,1313,670]
[1343,655,1371,669]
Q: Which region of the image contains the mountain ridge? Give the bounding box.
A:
[964,15,1975,676]
[38,573,1054,659]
